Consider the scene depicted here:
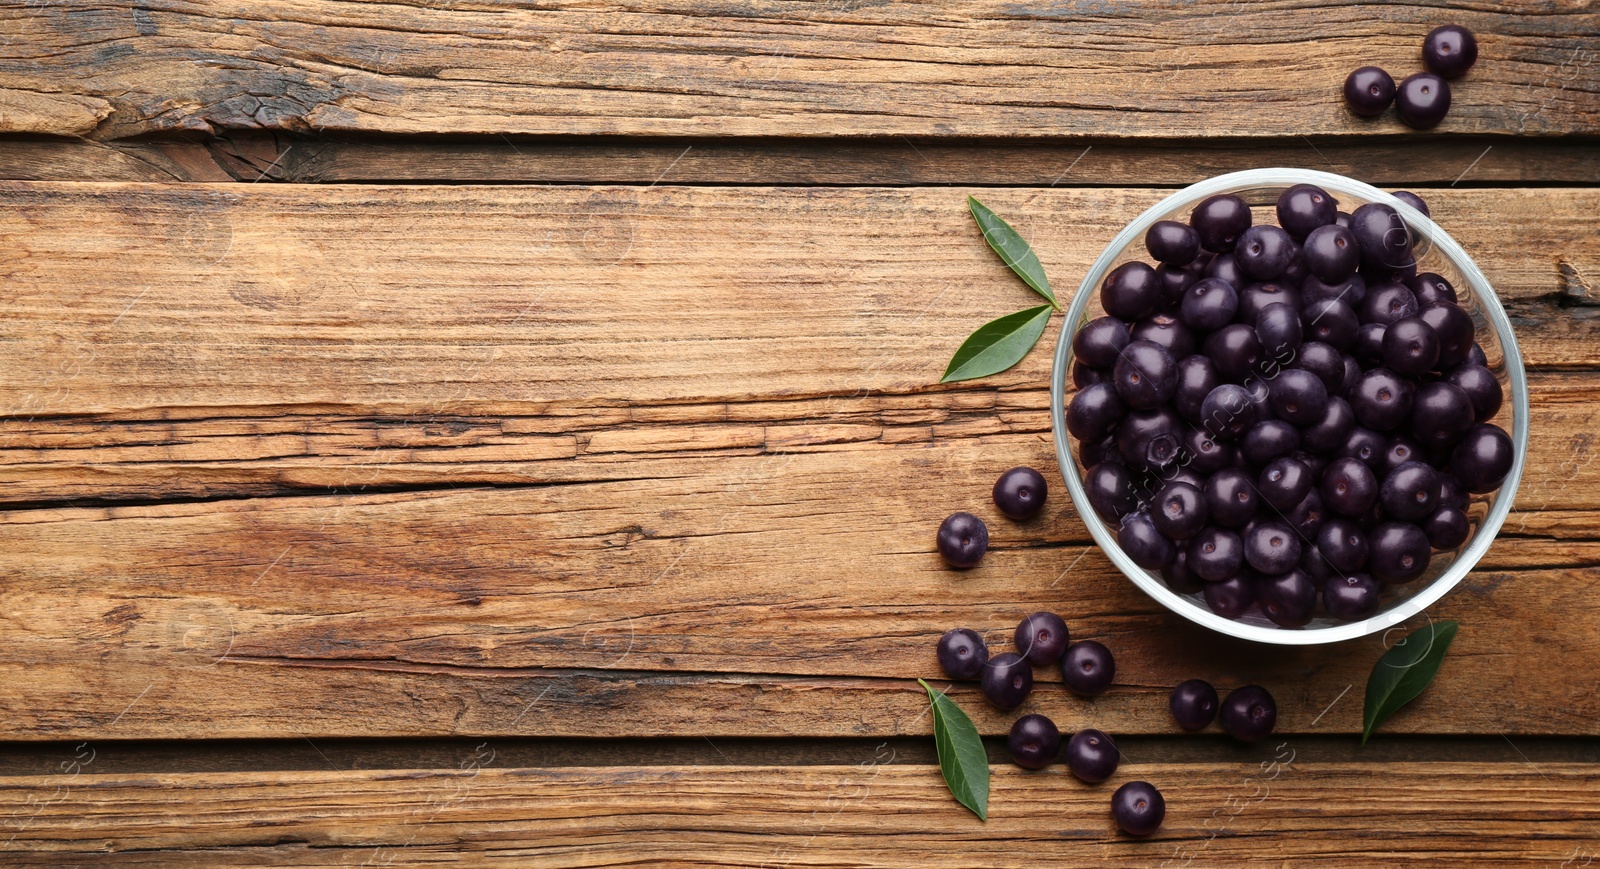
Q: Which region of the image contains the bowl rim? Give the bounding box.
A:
[1049,167,1530,645]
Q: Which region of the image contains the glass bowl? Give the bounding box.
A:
[1049,168,1529,645]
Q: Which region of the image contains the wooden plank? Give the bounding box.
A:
[0,430,1595,740]
[0,181,1595,740]
[4,2,1597,140]
[1,762,1597,865]
[0,372,1595,507]
[7,135,1600,186]
[0,182,1592,424]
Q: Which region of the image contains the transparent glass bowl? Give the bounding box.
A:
[1049,168,1529,645]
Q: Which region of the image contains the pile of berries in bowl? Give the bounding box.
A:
[1050,168,1528,644]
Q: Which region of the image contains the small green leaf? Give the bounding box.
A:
[918,678,989,821]
[1362,620,1459,744]
[941,304,1053,383]
[968,196,1058,310]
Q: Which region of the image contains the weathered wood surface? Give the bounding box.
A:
[5,134,1600,186]
[0,182,1595,740]
[4,1,1597,140]
[2,762,1597,866]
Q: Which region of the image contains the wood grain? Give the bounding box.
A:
[4,1,1597,140]
[7,134,1600,187]
[0,181,1595,741]
[2,762,1597,866]
[0,183,1592,422]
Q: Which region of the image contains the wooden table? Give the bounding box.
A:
[0,2,1597,865]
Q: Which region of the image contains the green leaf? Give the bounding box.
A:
[967,196,1058,309]
[1362,620,1460,744]
[918,678,989,821]
[940,304,1053,383]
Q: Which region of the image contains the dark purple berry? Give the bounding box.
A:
[1014,611,1070,667]
[1368,521,1431,584]
[1304,273,1368,308]
[1322,456,1379,517]
[1118,407,1184,471]
[1425,506,1471,549]
[1112,781,1165,836]
[1204,468,1260,528]
[1451,423,1514,493]
[1392,191,1430,218]
[1288,489,1328,539]
[1241,419,1301,467]
[1203,252,1245,287]
[1238,281,1303,327]
[1268,368,1330,426]
[1113,340,1179,410]
[1203,323,1265,382]
[1361,281,1420,326]
[1352,368,1415,432]
[1152,481,1208,541]
[1291,341,1344,393]
[1200,383,1257,441]
[994,466,1048,520]
[1410,272,1458,307]
[1302,223,1360,283]
[1380,460,1440,521]
[1118,511,1176,569]
[1341,426,1388,471]
[1180,277,1239,332]
[1146,220,1202,265]
[937,628,990,679]
[1344,66,1396,116]
[980,652,1033,710]
[1191,193,1252,253]
[1067,382,1125,441]
[1257,456,1313,512]
[1396,72,1451,129]
[1260,569,1318,627]
[1069,728,1120,784]
[1419,302,1474,368]
[1423,24,1478,80]
[1220,684,1277,742]
[1382,317,1440,375]
[1447,364,1504,422]
[937,512,989,568]
[1324,573,1381,620]
[1353,321,1387,368]
[1175,354,1222,422]
[1256,303,1304,359]
[1074,316,1132,368]
[1277,184,1338,240]
[1099,261,1157,321]
[1236,225,1296,280]
[1188,526,1244,581]
[1303,298,1359,350]
[1204,572,1257,618]
[1133,313,1197,359]
[1183,427,1235,475]
[1008,713,1061,770]
[1316,519,1369,574]
[1244,520,1302,575]
[1411,381,1476,449]
[1086,462,1140,522]
[1062,640,1116,697]
[1169,679,1219,731]
[1303,396,1357,454]
[1157,262,1200,307]
[1349,204,1414,273]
